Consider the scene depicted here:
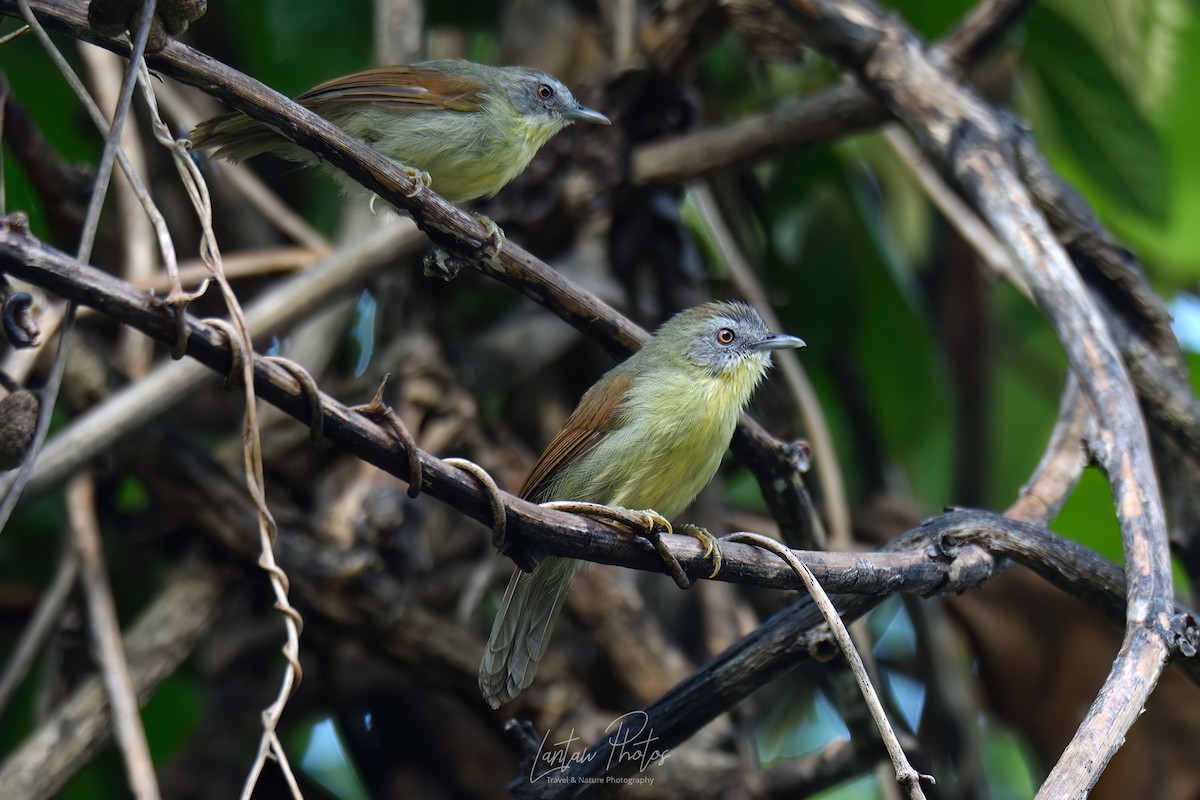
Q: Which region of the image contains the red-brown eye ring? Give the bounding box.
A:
[716,327,735,345]
[537,84,554,100]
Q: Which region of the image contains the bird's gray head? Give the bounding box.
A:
[655,301,806,378]
[504,68,611,129]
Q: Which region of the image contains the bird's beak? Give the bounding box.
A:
[565,104,611,125]
[752,333,806,351]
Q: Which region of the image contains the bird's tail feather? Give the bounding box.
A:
[188,112,306,164]
[479,556,579,708]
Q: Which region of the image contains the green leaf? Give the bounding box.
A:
[760,142,953,506]
[877,0,978,41]
[1022,5,1169,221]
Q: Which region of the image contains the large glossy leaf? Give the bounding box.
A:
[761,143,953,507]
[1110,2,1200,278]
[1022,5,1168,221]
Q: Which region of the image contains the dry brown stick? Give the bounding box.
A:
[0,556,227,800]
[7,220,421,500]
[149,79,332,257]
[783,2,1175,795]
[690,181,844,548]
[726,532,932,799]
[633,82,882,186]
[634,0,1035,186]
[132,246,321,293]
[79,44,156,378]
[0,547,79,715]
[66,473,161,800]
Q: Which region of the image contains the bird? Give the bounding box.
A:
[188,59,610,205]
[479,301,806,708]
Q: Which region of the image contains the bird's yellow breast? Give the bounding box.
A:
[338,99,563,202]
[544,359,764,520]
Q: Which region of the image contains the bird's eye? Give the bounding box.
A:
[716,327,736,345]
[536,83,554,100]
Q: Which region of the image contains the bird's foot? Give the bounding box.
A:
[367,166,431,215]
[539,503,707,588]
[538,502,670,537]
[471,212,505,260]
[402,166,432,198]
[678,523,723,578]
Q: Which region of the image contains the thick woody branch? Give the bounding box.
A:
[783,0,1174,795]
[632,83,883,186]
[634,0,1034,186]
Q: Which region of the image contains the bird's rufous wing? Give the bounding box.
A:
[519,370,633,501]
[297,65,489,112]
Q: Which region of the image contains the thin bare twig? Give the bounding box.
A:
[149,80,331,256]
[79,44,155,378]
[0,547,79,715]
[881,124,1030,298]
[134,62,305,798]
[727,531,933,799]
[133,246,321,293]
[689,181,844,548]
[66,473,160,800]
[0,22,30,45]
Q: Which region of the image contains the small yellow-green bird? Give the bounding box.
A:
[480,301,805,708]
[189,59,610,203]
